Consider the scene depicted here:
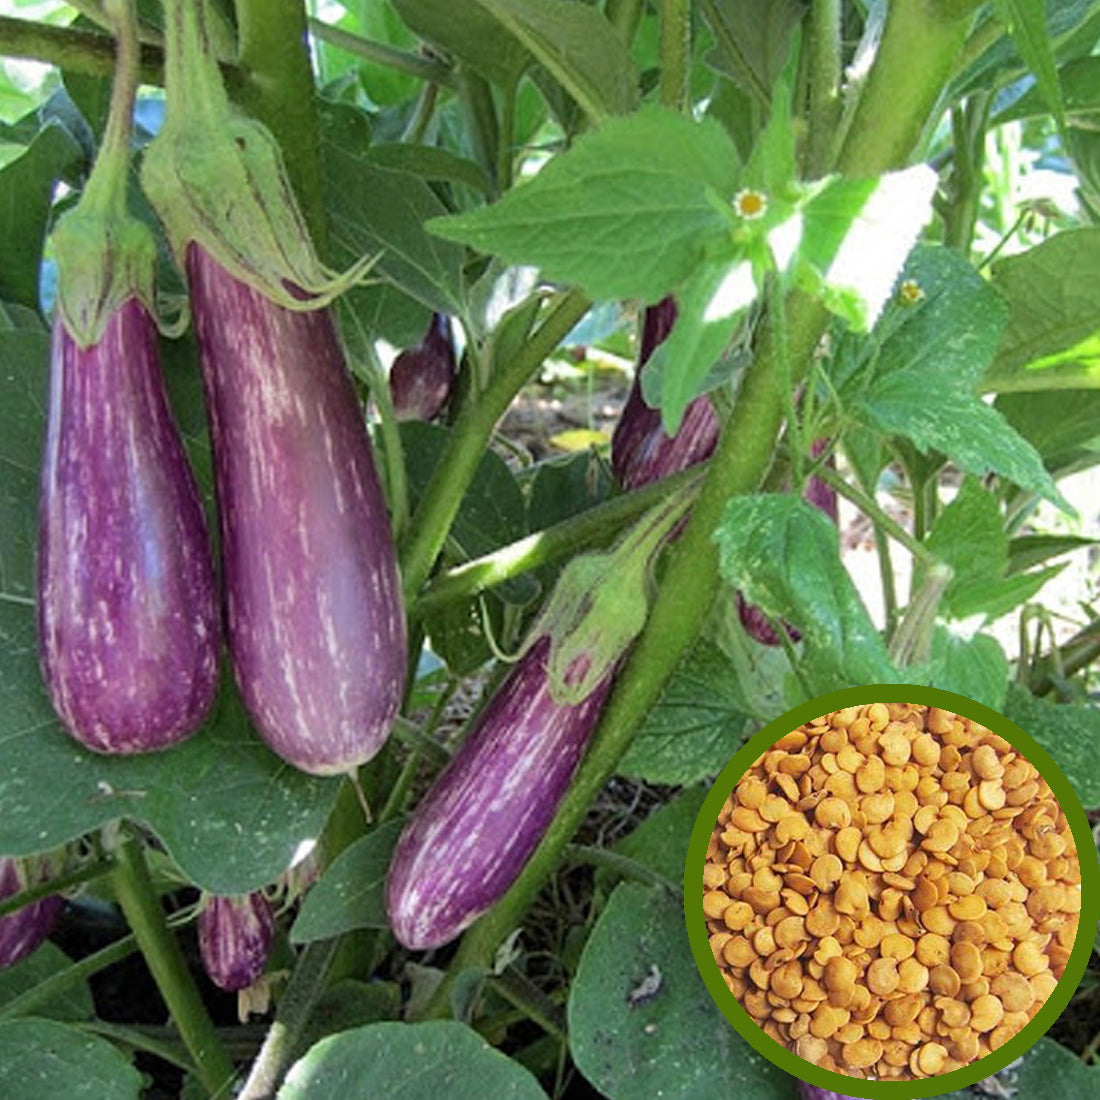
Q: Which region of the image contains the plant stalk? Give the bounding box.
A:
[111,836,236,1098]
[805,0,842,178]
[399,289,591,600]
[307,17,454,87]
[658,0,691,111]
[0,857,115,920]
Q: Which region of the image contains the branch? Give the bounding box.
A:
[0,14,161,81]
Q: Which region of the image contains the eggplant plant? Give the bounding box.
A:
[1,1,1099,1099]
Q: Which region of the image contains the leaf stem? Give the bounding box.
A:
[234,0,327,248]
[399,288,591,600]
[110,834,236,1098]
[658,0,691,111]
[805,0,842,177]
[0,857,115,919]
[237,937,341,1100]
[606,0,645,45]
[563,843,679,893]
[0,934,138,1020]
[888,561,954,666]
[413,464,707,618]
[306,17,455,88]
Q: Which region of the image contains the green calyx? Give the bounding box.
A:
[529,483,703,706]
[51,0,156,348]
[142,0,373,310]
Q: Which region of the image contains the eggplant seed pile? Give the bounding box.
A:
[703,704,1081,1081]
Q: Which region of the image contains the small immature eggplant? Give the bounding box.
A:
[390,313,457,422]
[198,891,275,992]
[38,0,218,753]
[0,856,64,970]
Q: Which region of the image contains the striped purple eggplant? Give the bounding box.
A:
[38,299,220,752]
[386,636,614,950]
[390,313,457,422]
[198,891,274,992]
[0,856,64,969]
[187,244,406,775]
[610,298,721,490]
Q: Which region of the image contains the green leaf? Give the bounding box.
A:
[993,0,1066,128]
[1007,533,1100,574]
[612,786,709,887]
[915,628,1010,711]
[985,228,1100,391]
[391,0,529,87]
[996,54,1100,127]
[366,144,493,198]
[646,253,755,434]
[321,114,465,316]
[1013,1038,1100,1092]
[713,495,897,694]
[289,980,403,1065]
[996,389,1100,471]
[429,106,740,304]
[0,943,94,1022]
[568,882,790,1100]
[925,478,1007,612]
[290,820,404,944]
[857,374,1067,510]
[354,3,422,106]
[0,1018,143,1099]
[618,640,753,786]
[475,0,638,122]
[0,123,81,309]
[796,167,937,331]
[700,0,803,108]
[278,1021,549,1100]
[1004,683,1100,807]
[949,565,1066,623]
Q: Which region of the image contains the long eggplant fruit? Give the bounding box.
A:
[187,245,406,775]
[390,312,457,422]
[198,891,274,992]
[38,299,220,752]
[386,637,614,950]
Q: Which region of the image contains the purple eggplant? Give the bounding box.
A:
[386,636,614,950]
[38,300,220,752]
[610,298,721,490]
[389,313,457,422]
[187,244,406,775]
[0,856,64,969]
[796,1082,860,1100]
[198,891,274,992]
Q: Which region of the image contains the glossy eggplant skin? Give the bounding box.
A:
[198,892,274,992]
[187,244,406,775]
[610,299,721,490]
[386,637,614,951]
[390,313,457,422]
[38,299,220,752]
[0,857,64,970]
[796,1081,859,1100]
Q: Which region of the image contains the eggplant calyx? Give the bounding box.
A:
[529,485,701,706]
[143,0,376,312]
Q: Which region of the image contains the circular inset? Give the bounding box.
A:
[684,686,1099,1099]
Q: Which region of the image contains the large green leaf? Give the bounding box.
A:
[618,640,753,786]
[391,0,529,88]
[700,0,802,107]
[278,1021,549,1100]
[0,1018,143,1099]
[916,628,1010,712]
[1004,683,1100,808]
[430,106,740,304]
[0,124,81,310]
[994,0,1066,126]
[290,820,404,944]
[476,0,637,122]
[985,228,1100,391]
[0,335,340,894]
[925,478,1063,621]
[321,108,465,316]
[1012,1037,1100,1092]
[0,943,94,1022]
[714,495,897,694]
[611,786,709,887]
[568,882,790,1100]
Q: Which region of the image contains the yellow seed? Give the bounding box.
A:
[972,744,1005,780]
[917,1041,948,1076]
[979,780,1007,811]
[1013,940,1047,976]
[842,1037,883,1068]
[722,901,754,931]
[951,941,983,982]
[969,993,1005,1032]
[923,819,959,853]
[814,797,852,829]
[811,853,843,891]
[722,936,755,967]
[775,915,807,949]
[736,778,767,808]
[835,826,861,863]
[867,957,900,996]
[897,957,930,993]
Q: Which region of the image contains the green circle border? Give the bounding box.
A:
[683,684,1100,1099]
